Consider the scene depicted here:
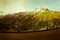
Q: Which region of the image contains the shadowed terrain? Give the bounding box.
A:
[0,28,60,40]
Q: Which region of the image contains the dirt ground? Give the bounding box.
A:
[0,28,60,40]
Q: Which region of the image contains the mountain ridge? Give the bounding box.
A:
[0,8,60,32]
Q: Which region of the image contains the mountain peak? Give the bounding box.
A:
[33,8,49,13]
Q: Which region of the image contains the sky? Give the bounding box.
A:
[0,0,60,14]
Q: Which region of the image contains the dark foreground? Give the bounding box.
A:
[0,28,60,40]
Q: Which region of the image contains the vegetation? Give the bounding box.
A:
[0,8,60,32]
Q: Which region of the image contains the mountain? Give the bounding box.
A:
[0,8,60,32]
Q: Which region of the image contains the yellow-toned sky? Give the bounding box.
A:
[0,0,60,14]
[0,0,29,14]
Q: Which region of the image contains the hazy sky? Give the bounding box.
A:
[0,0,60,13]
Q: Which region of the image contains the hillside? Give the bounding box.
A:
[0,8,60,32]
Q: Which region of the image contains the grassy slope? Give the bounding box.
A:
[0,8,60,32]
